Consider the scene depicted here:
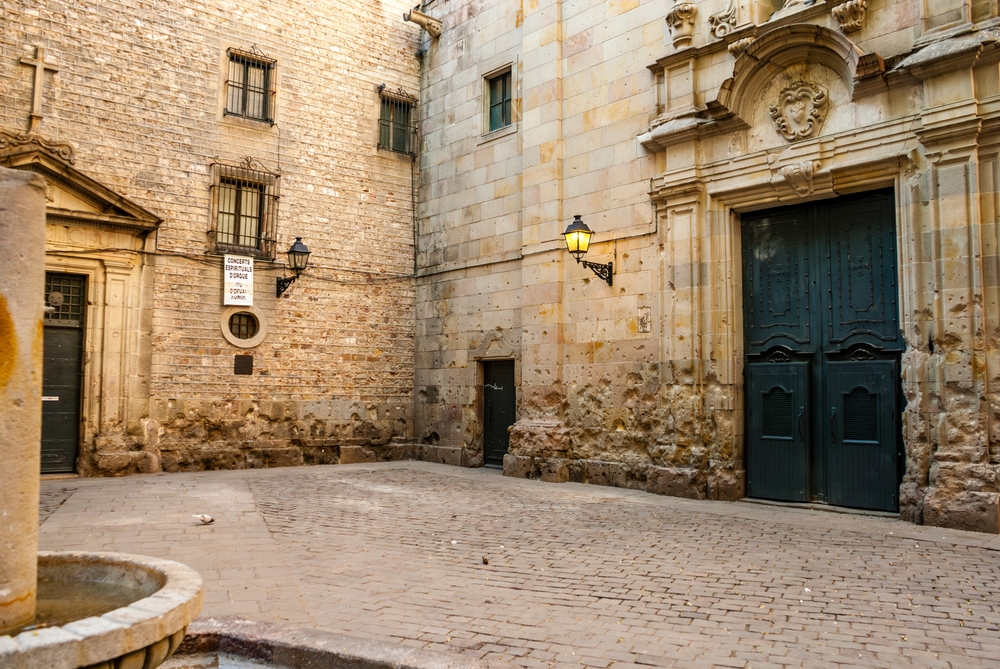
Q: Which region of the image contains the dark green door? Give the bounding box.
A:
[41,273,86,474]
[743,190,903,511]
[483,360,515,467]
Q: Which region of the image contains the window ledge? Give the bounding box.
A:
[220,113,277,131]
[479,122,517,145]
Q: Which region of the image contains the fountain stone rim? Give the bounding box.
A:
[0,550,203,669]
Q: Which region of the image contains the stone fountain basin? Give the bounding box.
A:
[0,551,203,669]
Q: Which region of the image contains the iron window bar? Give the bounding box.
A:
[225,46,276,123]
[378,84,418,156]
[209,156,280,260]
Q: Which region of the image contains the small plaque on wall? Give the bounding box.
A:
[234,354,253,375]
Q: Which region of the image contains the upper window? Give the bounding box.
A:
[487,70,512,132]
[378,86,417,155]
[225,47,276,123]
[210,158,279,259]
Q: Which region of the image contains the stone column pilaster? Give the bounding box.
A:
[0,167,45,632]
[506,0,568,481]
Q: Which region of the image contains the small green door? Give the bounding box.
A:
[483,360,516,467]
[743,190,902,511]
[41,273,86,474]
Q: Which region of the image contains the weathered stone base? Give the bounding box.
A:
[503,455,745,502]
[923,490,1000,534]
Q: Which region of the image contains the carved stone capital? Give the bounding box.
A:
[0,129,75,163]
[768,75,828,142]
[780,160,821,195]
[832,0,868,33]
[666,2,699,48]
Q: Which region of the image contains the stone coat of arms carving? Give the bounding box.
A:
[768,79,828,141]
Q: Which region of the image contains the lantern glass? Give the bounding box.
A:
[563,215,593,261]
[287,237,311,272]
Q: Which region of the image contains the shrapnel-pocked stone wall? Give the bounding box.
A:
[1,0,423,474]
[414,0,1000,532]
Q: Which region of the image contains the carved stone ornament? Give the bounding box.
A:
[709,0,737,37]
[666,1,699,48]
[768,78,828,141]
[0,129,75,163]
[832,0,868,33]
[780,160,821,195]
[403,8,442,37]
[728,36,755,57]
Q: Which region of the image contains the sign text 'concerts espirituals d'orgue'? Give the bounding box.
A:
[223,255,254,305]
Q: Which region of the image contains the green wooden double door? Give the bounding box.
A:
[742,190,903,512]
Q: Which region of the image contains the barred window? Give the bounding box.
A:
[228,312,259,340]
[378,86,417,155]
[225,47,275,123]
[487,70,512,132]
[210,158,279,259]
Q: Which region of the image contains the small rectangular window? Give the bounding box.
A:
[225,48,276,123]
[487,70,512,132]
[378,86,417,155]
[210,158,279,259]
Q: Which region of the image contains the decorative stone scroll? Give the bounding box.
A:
[0,129,76,163]
[709,0,737,37]
[666,0,699,48]
[779,160,821,195]
[768,74,828,141]
[832,0,868,33]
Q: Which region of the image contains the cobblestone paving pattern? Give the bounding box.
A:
[39,463,1000,669]
[38,482,81,524]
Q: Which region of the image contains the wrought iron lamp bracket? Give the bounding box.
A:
[578,258,613,286]
[276,273,299,297]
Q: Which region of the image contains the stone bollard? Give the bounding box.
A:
[0,167,46,633]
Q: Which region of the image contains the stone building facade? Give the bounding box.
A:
[4,0,999,534]
[413,0,1000,533]
[1,0,422,474]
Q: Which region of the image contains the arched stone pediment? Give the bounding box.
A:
[712,24,864,128]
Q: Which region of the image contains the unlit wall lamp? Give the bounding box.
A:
[276,237,311,297]
[563,215,613,286]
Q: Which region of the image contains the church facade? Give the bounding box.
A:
[1,0,422,475]
[413,0,1000,533]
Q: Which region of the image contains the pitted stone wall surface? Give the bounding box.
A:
[1,0,422,474]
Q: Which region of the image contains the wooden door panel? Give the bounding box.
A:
[483,360,516,467]
[743,210,813,355]
[746,361,809,502]
[42,326,83,473]
[824,194,902,352]
[825,360,899,511]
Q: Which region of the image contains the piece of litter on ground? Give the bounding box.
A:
[451,540,457,544]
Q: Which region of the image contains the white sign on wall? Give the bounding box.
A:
[224,255,254,306]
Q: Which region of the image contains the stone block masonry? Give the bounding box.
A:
[1,0,423,474]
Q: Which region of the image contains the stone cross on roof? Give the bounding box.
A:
[19,45,58,133]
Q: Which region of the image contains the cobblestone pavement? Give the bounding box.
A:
[39,462,1000,669]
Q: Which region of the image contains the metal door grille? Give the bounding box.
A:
[843,388,878,442]
[45,274,86,327]
[762,388,794,438]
